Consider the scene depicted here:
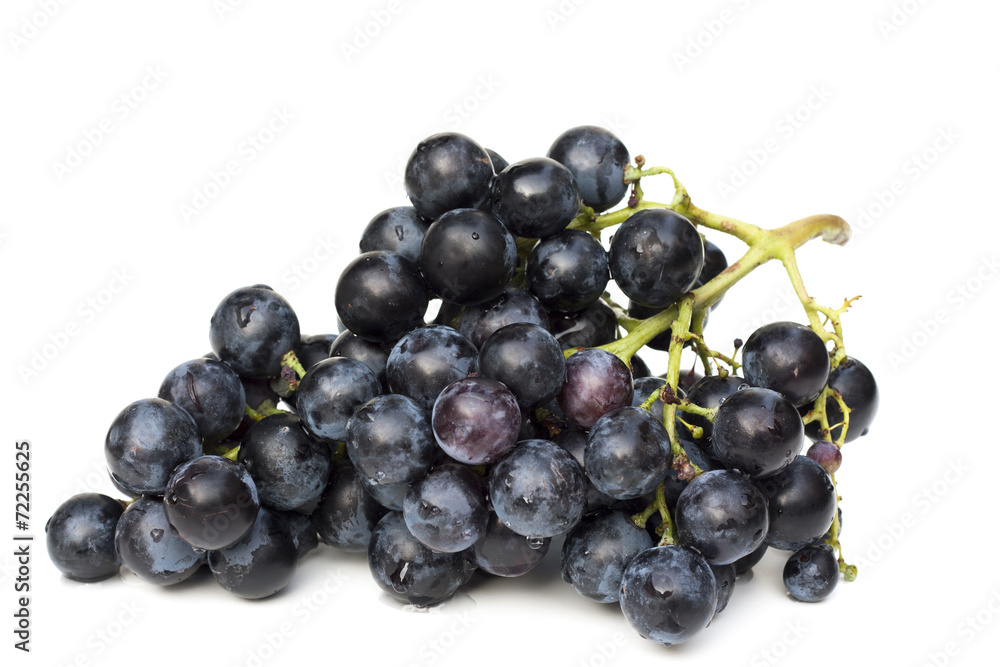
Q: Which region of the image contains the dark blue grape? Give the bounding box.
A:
[114,496,205,585]
[296,334,337,371]
[684,374,745,444]
[281,510,319,560]
[585,406,672,499]
[335,251,428,344]
[557,348,633,429]
[163,455,259,551]
[360,476,410,512]
[296,357,381,443]
[547,126,629,212]
[712,387,804,479]
[404,132,494,220]
[490,157,580,238]
[549,299,618,349]
[208,508,297,599]
[158,358,246,445]
[386,325,478,413]
[526,229,610,313]
[468,512,550,577]
[105,397,202,496]
[360,206,429,264]
[457,287,550,349]
[404,463,488,553]
[674,469,769,565]
[783,544,839,602]
[329,330,391,392]
[209,285,300,379]
[733,542,768,576]
[488,439,586,538]
[432,377,521,465]
[620,545,717,646]
[46,493,124,582]
[485,148,509,173]
[311,464,388,552]
[756,455,837,551]
[368,512,468,607]
[238,413,332,512]
[609,208,704,309]
[477,323,565,409]
[419,208,517,306]
[347,393,436,486]
[709,562,736,614]
[742,321,830,407]
[561,510,653,603]
[803,356,879,442]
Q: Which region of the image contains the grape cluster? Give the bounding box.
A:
[46,126,878,647]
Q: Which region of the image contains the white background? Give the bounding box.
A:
[3,1,998,665]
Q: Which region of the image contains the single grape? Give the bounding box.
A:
[756,455,837,551]
[158,357,246,444]
[359,206,429,264]
[783,544,839,602]
[477,322,566,409]
[709,562,737,614]
[490,157,580,239]
[296,357,381,443]
[334,250,429,344]
[557,348,633,429]
[561,510,653,603]
[238,413,332,512]
[742,321,830,407]
[468,512,550,577]
[711,387,804,479]
[620,545,718,646]
[367,512,468,607]
[403,463,489,553]
[486,148,509,173]
[386,325,478,412]
[280,510,320,560]
[548,299,618,349]
[526,229,610,313]
[674,469,769,565]
[359,476,410,512]
[608,208,704,309]
[457,287,550,349]
[733,542,768,576]
[488,439,586,538]
[209,285,300,379]
[163,455,259,551]
[311,464,388,552]
[346,393,436,486]
[114,496,205,585]
[208,508,297,599]
[432,377,521,465]
[296,334,337,371]
[585,406,672,500]
[806,440,843,474]
[46,493,124,582]
[803,356,879,442]
[404,132,494,220]
[105,397,202,496]
[547,125,630,211]
[419,208,517,306]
